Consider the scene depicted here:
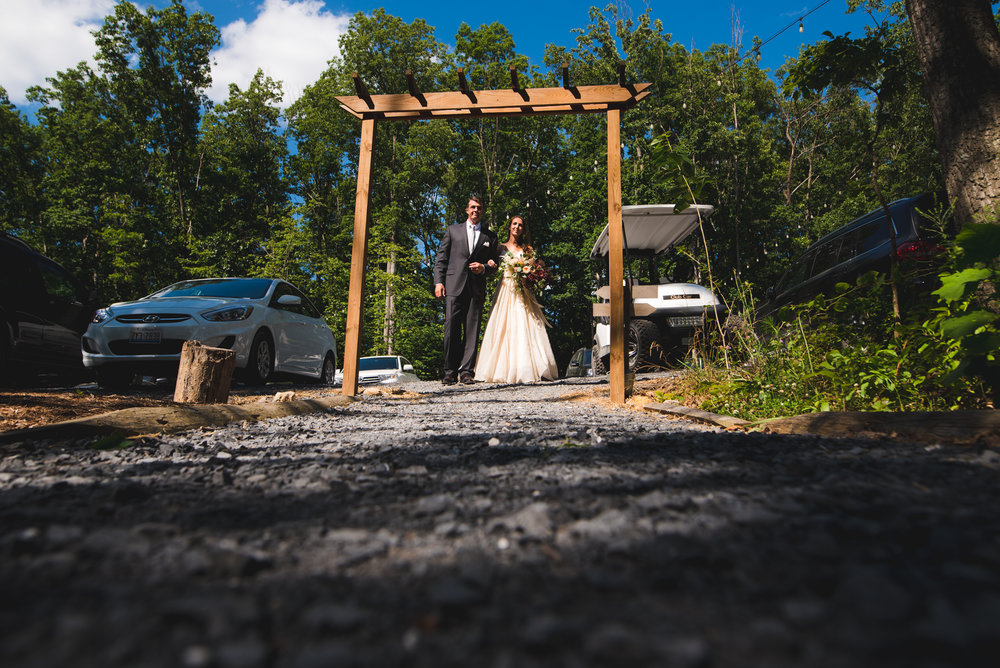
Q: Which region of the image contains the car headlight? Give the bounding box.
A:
[92,308,113,324]
[202,305,254,321]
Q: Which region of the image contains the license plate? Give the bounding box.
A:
[130,327,161,344]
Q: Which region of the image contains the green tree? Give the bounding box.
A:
[189,70,289,277]
[0,87,43,236]
[29,0,220,300]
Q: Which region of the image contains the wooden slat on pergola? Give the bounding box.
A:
[336,62,651,404]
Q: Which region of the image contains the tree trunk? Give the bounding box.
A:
[174,340,236,404]
[905,0,1000,224]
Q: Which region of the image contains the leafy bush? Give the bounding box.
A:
[680,262,991,421]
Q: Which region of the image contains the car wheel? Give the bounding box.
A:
[244,331,274,385]
[628,319,661,372]
[96,366,136,390]
[319,353,337,385]
[0,325,10,386]
[591,344,607,375]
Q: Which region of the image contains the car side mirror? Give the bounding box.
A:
[277,294,301,306]
[403,364,414,372]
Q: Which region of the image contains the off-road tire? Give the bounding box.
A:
[628,319,661,372]
[591,344,607,375]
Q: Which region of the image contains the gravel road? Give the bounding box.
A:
[1,374,998,667]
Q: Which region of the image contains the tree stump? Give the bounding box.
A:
[173,340,237,404]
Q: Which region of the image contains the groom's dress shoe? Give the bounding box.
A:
[460,373,476,385]
[442,372,457,386]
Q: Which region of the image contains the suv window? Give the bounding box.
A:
[858,216,892,253]
[38,260,82,302]
[811,237,844,277]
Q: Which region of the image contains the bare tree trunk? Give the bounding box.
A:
[905,0,1000,224]
[383,243,396,354]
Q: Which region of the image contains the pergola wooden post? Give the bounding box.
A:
[606,108,627,402]
[341,118,376,397]
[336,65,650,404]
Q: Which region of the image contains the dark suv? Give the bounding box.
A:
[0,233,95,384]
[762,194,947,314]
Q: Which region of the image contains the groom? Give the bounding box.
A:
[434,195,499,385]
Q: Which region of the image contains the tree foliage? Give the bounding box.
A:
[3,0,988,390]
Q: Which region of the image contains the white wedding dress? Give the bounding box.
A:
[474,250,559,383]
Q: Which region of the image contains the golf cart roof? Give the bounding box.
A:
[590,204,715,258]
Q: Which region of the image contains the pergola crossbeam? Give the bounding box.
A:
[336,83,651,120]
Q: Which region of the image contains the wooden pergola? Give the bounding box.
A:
[336,63,651,404]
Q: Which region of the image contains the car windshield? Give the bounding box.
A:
[147,278,273,300]
[359,356,398,372]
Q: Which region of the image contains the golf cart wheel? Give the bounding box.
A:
[628,319,661,372]
[591,344,607,375]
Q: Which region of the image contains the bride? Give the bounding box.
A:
[474,215,559,383]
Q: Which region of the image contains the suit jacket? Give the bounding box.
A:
[434,222,499,300]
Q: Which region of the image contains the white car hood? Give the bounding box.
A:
[108,296,262,313]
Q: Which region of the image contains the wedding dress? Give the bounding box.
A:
[474,250,559,383]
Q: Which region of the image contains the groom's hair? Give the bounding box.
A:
[468,195,484,207]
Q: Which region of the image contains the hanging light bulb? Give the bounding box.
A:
[799,19,804,33]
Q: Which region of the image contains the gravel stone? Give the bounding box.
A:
[1,374,998,667]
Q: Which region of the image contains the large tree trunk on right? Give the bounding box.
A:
[905,0,1000,225]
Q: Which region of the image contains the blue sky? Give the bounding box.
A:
[0,0,883,109]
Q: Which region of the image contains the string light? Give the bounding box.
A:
[751,0,833,61]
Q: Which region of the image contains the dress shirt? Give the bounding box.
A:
[467,220,480,254]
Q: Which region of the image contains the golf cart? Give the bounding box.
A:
[590,204,726,374]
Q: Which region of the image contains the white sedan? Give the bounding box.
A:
[336,355,419,386]
[82,278,338,389]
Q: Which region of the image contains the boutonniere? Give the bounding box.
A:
[483,241,490,247]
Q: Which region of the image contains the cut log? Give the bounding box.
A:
[173,340,237,404]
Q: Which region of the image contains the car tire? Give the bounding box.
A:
[628,319,661,372]
[591,344,608,375]
[96,366,136,390]
[0,324,10,386]
[244,331,274,385]
[318,353,337,385]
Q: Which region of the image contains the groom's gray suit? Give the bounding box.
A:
[434,220,499,379]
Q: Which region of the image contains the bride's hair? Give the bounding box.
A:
[507,215,533,251]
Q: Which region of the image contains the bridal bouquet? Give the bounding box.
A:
[503,250,550,295]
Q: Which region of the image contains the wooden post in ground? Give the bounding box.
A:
[607,108,627,405]
[341,117,377,397]
[173,340,236,404]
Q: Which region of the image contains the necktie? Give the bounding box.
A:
[468,224,478,253]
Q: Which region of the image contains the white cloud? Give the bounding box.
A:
[0,0,115,105]
[209,0,350,106]
[0,0,348,109]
